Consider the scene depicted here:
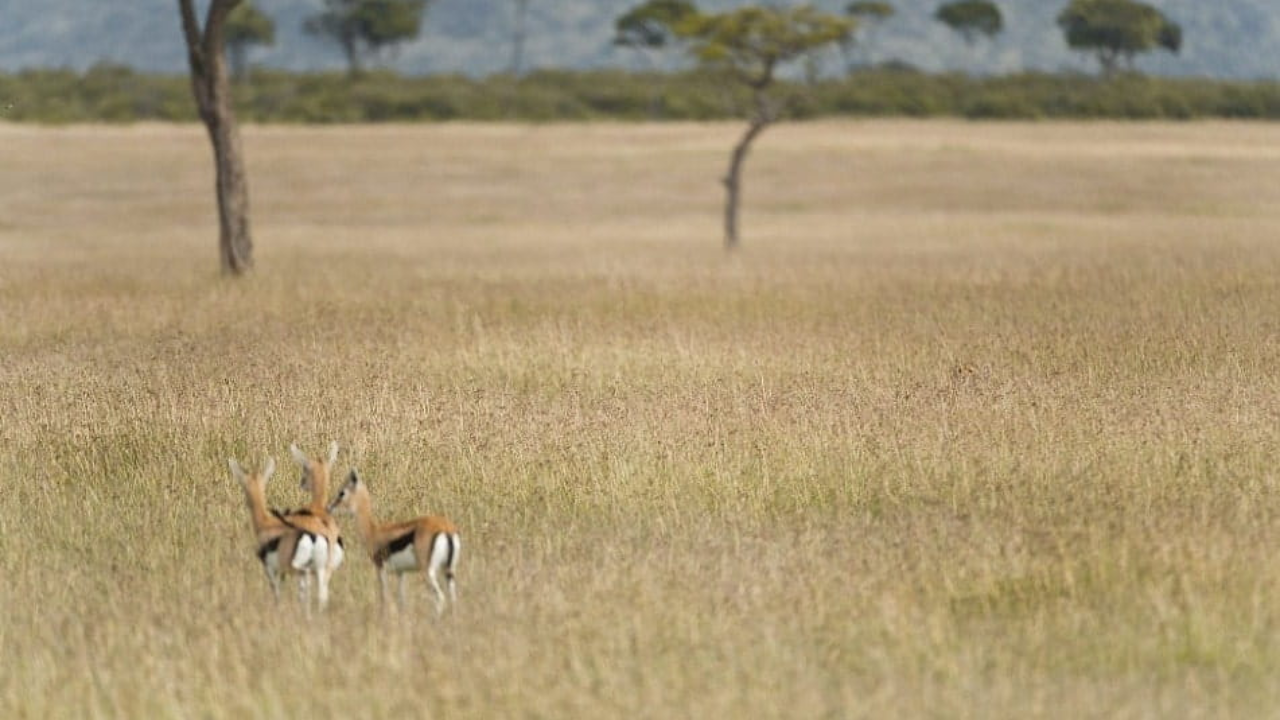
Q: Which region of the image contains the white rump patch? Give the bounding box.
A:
[429,533,451,573]
[291,535,315,571]
[330,539,345,570]
[308,537,330,572]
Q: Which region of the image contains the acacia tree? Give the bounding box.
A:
[614,0,696,69]
[178,0,253,275]
[667,4,853,250]
[844,1,894,70]
[304,0,429,77]
[1057,0,1181,76]
[934,0,1002,45]
[614,0,697,117]
[934,1,1002,73]
[225,1,275,82]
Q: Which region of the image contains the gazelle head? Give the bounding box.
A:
[327,469,365,516]
[290,441,339,495]
[228,456,276,492]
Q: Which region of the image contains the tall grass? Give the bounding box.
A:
[1,121,1279,717]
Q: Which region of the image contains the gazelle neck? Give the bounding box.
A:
[242,481,274,534]
[308,466,330,514]
[351,488,380,551]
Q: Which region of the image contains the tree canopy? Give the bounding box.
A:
[934,1,1003,45]
[677,5,854,88]
[843,2,894,70]
[304,0,430,76]
[846,2,895,23]
[614,0,697,52]
[1057,0,1181,75]
[224,1,275,80]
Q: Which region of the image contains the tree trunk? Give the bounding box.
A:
[1098,49,1119,78]
[343,34,363,78]
[209,114,253,274]
[180,0,253,276]
[722,117,769,252]
[638,49,665,120]
[510,0,529,77]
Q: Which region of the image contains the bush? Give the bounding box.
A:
[3,67,1280,123]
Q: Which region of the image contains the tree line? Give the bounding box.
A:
[9,65,1278,123]
[224,0,1187,82]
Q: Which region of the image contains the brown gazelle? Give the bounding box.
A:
[229,457,333,610]
[283,442,346,600]
[328,469,461,615]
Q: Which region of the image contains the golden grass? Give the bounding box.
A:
[2,119,1280,717]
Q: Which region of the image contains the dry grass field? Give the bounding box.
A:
[2,119,1280,718]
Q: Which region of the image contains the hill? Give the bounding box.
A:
[0,0,1274,79]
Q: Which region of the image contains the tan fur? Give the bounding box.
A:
[229,458,317,601]
[329,470,460,613]
[284,442,344,569]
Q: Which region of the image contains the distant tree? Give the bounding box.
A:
[843,1,894,70]
[224,1,275,82]
[614,0,697,70]
[509,0,530,77]
[178,0,253,275]
[934,1,1002,45]
[303,0,429,77]
[934,1,1002,73]
[672,4,854,250]
[1057,0,1181,76]
[614,0,698,117]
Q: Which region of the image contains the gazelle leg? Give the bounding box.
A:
[377,565,390,611]
[397,573,407,610]
[298,572,312,615]
[316,566,331,611]
[446,534,460,608]
[427,567,446,616]
[265,567,282,601]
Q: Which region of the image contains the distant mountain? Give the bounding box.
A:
[0,0,1275,79]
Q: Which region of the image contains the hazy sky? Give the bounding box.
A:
[0,0,1272,79]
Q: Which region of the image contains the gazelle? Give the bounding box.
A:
[229,457,332,610]
[328,469,461,615]
[283,442,347,596]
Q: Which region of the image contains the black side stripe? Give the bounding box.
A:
[387,530,416,556]
[257,536,281,563]
[271,509,307,532]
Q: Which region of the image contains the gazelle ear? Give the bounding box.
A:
[263,457,276,481]
[228,459,247,484]
[348,468,361,485]
[327,441,339,465]
[289,443,308,466]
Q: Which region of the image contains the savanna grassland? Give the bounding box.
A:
[2,120,1280,718]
